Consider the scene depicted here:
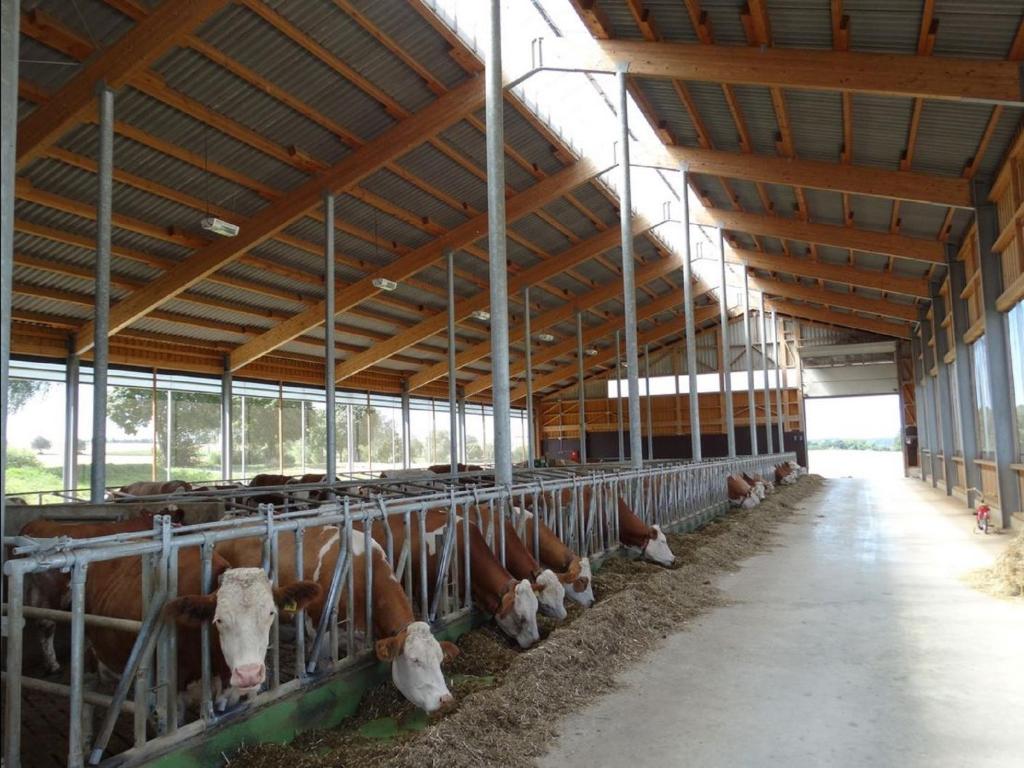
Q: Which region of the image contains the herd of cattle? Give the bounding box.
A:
[13,460,806,726]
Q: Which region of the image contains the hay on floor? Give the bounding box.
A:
[968,530,1024,599]
[234,475,825,768]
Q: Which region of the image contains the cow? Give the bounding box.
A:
[786,460,806,478]
[742,472,772,499]
[111,560,319,712]
[727,474,760,509]
[287,473,339,503]
[244,474,293,508]
[114,480,192,499]
[472,506,566,620]
[16,508,184,675]
[372,510,540,649]
[427,463,484,474]
[510,506,594,608]
[775,463,796,485]
[216,525,458,713]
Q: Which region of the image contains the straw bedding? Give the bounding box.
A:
[967,529,1024,599]
[234,475,825,768]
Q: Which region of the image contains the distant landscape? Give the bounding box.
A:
[806,436,900,452]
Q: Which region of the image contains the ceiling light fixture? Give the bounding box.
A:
[200,217,239,237]
[536,332,555,342]
[471,309,491,321]
[372,278,398,292]
[584,347,599,356]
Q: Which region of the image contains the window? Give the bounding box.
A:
[948,363,962,454]
[1008,300,1024,461]
[970,340,997,459]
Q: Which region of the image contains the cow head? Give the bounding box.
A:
[642,524,675,566]
[375,621,457,713]
[532,569,567,620]
[562,556,594,607]
[167,568,321,694]
[740,493,759,509]
[495,579,540,648]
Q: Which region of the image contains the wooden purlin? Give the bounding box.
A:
[765,299,912,340]
[748,276,920,323]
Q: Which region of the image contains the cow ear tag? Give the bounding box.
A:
[283,599,298,612]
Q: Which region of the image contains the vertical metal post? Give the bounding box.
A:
[0,0,19,569]
[718,230,736,457]
[772,310,784,451]
[458,390,467,464]
[165,390,172,481]
[759,292,773,454]
[912,330,928,484]
[90,86,114,502]
[930,284,956,495]
[742,269,758,456]
[523,286,535,467]
[324,193,337,482]
[486,0,512,485]
[680,170,700,461]
[616,65,643,469]
[221,362,232,481]
[974,185,1021,522]
[615,329,624,461]
[447,251,459,475]
[945,250,979,505]
[401,381,411,469]
[644,343,654,460]
[918,306,939,488]
[64,351,80,490]
[575,312,587,463]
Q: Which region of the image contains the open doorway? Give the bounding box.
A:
[805,395,903,478]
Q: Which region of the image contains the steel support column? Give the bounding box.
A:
[90,86,114,503]
[63,352,80,491]
[945,250,980,505]
[615,329,624,461]
[617,65,643,469]
[576,312,587,464]
[911,329,928,484]
[718,230,736,458]
[401,381,411,469]
[221,362,232,481]
[759,293,773,454]
[458,390,467,465]
[486,0,512,485]
[930,285,956,496]
[772,310,784,450]
[975,184,1022,522]
[680,171,701,460]
[523,286,535,467]
[918,308,940,488]
[324,193,336,483]
[644,343,654,460]
[742,270,758,456]
[447,251,459,475]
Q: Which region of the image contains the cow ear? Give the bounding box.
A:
[496,590,516,619]
[530,583,545,594]
[573,577,590,592]
[375,630,407,662]
[165,594,217,627]
[273,581,322,614]
[439,641,460,664]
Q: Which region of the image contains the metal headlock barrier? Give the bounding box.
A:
[2,453,793,767]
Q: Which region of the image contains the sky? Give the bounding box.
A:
[804,395,901,440]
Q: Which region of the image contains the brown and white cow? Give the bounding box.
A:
[115,480,192,498]
[510,506,594,608]
[17,509,183,675]
[742,472,772,499]
[775,463,796,485]
[472,506,566,620]
[287,473,339,503]
[427,463,484,474]
[727,474,760,509]
[372,510,540,649]
[216,525,458,713]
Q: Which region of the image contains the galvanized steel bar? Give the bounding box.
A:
[221,362,232,481]
[773,310,785,450]
[742,270,758,456]
[718,229,736,457]
[945,250,980,505]
[325,193,337,483]
[90,86,114,503]
[486,0,512,486]
[447,251,459,475]
[67,563,88,767]
[576,311,587,463]
[615,330,624,461]
[680,171,701,461]
[64,351,81,491]
[401,381,411,469]
[524,286,535,467]
[644,343,654,460]
[3,570,24,766]
[759,292,773,454]
[617,65,644,469]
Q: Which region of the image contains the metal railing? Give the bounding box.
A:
[2,453,793,768]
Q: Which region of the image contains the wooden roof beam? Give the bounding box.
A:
[749,275,919,322]
[16,0,230,171]
[535,38,1024,105]
[766,299,912,339]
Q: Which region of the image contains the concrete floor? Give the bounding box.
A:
[542,474,1023,768]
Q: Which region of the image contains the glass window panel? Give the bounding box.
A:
[281,397,303,473]
[970,340,996,459]
[948,364,962,454]
[5,375,66,499]
[1008,300,1024,461]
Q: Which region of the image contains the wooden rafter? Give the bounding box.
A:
[765,299,912,339]
[749,276,919,322]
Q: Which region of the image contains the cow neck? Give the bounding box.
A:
[368,545,414,638]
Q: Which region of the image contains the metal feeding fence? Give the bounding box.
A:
[2,453,792,768]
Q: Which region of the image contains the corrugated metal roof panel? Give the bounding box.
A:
[334,194,433,250]
[768,0,834,49]
[730,85,781,156]
[914,100,995,177]
[12,293,90,320]
[931,0,1023,59]
[851,94,913,170]
[635,79,702,148]
[510,212,574,255]
[896,201,947,239]
[803,189,843,226]
[684,81,743,153]
[844,0,921,54]
[360,168,471,229]
[34,0,135,49]
[848,194,895,234]
[17,37,80,93]
[978,106,1022,179]
[396,143,488,213]
[699,1,752,45]
[131,315,249,345]
[541,198,599,240]
[504,107,566,177]
[786,90,843,163]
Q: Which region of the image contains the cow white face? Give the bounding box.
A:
[376,621,456,713]
[534,569,567,620]
[168,568,320,695]
[495,579,540,649]
[741,494,759,509]
[564,557,594,608]
[643,525,675,566]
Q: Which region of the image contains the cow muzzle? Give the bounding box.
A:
[230,662,265,691]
